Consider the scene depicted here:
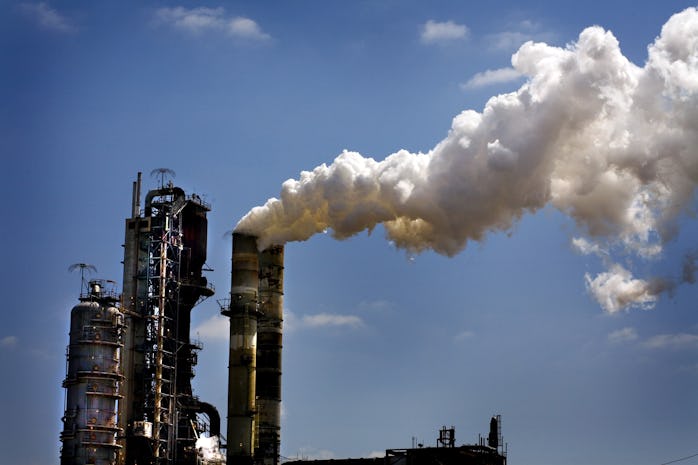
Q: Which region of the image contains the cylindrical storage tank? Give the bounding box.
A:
[61,286,123,465]
[225,233,260,465]
[256,245,284,465]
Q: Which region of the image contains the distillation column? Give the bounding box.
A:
[256,246,284,465]
[61,280,124,465]
[224,233,260,465]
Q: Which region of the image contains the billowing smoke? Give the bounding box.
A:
[236,8,698,312]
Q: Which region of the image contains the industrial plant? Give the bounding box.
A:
[59,172,508,465]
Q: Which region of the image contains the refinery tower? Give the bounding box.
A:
[60,173,223,465]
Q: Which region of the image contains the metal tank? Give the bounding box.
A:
[61,280,124,465]
[256,245,284,465]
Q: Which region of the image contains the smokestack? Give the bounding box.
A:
[256,245,284,465]
[224,233,259,465]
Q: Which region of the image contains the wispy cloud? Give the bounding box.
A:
[461,67,522,89]
[357,299,393,312]
[454,330,475,342]
[30,347,58,360]
[228,17,269,40]
[484,20,555,52]
[608,327,638,344]
[420,19,468,44]
[194,309,363,339]
[18,2,76,34]
[193,314,228,341]
[0,336,18,349]
[301,313,363,329]
[155,6,223,33]
[487,31,533,51]
[285,309,363,332]
[154,6,270,41]
[606,328,698,349]
[643,333,698,350]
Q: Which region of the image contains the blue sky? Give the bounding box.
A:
[2,2,698,465]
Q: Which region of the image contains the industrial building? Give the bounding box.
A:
[288,421,506,465]
[60,172,507,465]
[61,173,223,465]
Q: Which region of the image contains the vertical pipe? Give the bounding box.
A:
[131,182,138,219]
[256,245,284,465]
[131,172,142,218]
[152,218,168,460]
[226,233,259,465]
[135,172,142,217]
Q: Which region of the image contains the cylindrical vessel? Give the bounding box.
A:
[256,245,284,465]
[225,233,260,464]
[61,282,123,465]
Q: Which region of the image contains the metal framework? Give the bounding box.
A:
[117,174,218,465]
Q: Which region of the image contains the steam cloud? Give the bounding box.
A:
[236,9,698,312]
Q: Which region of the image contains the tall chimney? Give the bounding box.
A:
[225,233,259,465]
[256,246,284,465]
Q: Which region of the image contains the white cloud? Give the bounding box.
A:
[487,31,535,51]
[193,314,228,341]
[484,20,554,52]
[284,309,363,332]
[19,2,76,33]
[0,336,18,349]
[454,330,475,341]
[155,6,270,40]
[608,327,638,344]
[155,7,223,33]
[643,333,698,349]
[420,20,468,44]
[462,67,522,89]
[195,309,362,339]
[301,313,363,329]
[367,451,386,458]
[284,309,299,332]
[227,17,270,40]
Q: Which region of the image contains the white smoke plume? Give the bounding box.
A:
[236,9,698,312]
